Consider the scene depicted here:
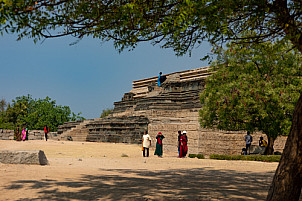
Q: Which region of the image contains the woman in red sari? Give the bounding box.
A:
[179,131,188,158]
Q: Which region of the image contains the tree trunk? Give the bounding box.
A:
[266,93,302,201]
[265,136,274,155]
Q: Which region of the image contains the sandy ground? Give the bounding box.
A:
[0,140,279,201]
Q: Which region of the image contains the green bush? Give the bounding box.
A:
[188,154,204,159]
[100,108,113,118]
[209,154,281,162]
[196,154,205,159]
[188,154,197,158]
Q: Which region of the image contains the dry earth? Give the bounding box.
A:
[0,140,279,201]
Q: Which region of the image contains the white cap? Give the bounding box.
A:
[183,131,187,134]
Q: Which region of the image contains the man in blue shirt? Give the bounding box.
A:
[157,72,162,87]
[244,131,253,155]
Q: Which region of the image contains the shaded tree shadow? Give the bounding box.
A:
[5,168,282,200]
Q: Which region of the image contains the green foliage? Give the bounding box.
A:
[209,154,281,162]
[1,1,302,55]
[188,153,205,159]
[188,154,196,158]
[200,40,302,143]
[0,95,85,131]
[196,154,205,159]
[100,108,113,118]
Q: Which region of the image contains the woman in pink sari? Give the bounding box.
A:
[21,127,26,141]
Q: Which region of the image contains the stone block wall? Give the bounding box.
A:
[0,129,14,140]
[146,108,288,155]
[0,129,57,140]
[150,125,288,156]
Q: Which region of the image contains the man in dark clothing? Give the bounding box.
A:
[177,130,182,157]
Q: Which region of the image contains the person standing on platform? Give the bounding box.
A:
[157,72,162,87]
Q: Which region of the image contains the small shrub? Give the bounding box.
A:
[196,154,205,159]
[209,154,281,162]
[100,108,113,118]
[188,154,197,158]
[188,154,204,159]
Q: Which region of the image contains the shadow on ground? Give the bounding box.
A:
[6,168,277,201]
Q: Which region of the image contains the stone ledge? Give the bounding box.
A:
[0,150,49,165]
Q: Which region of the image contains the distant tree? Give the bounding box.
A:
[100,108,113,118]
[200,39,302,155]
[1,95,85,131]
[0,98,7,113]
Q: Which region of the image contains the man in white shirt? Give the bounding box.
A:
[142,131,152,157]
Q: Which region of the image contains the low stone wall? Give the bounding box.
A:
[0,129,14,140]
[0,129,57,140]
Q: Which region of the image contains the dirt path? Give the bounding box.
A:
[0,140,278,200]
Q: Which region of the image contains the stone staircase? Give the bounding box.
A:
[59,119,94,141]
[86,116,149,144]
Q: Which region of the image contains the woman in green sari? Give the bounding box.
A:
[154,132,165,157]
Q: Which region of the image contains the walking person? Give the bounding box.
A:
[154,132,165,157]
[44,125,49,141]
[14,126,20,141]
[21,127,26,141]
[244,131,253,155]
[142,131,151,157]
[16,126,22,141]
[177,130,182,157]
[25,128,28,140]
[179,131,188,158]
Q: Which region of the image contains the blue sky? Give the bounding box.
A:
[0,34,212,119]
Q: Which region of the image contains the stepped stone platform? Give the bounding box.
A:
[86,116,148,144]
[57,67,287,155]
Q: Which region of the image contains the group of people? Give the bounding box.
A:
[14,125,50,141]
[243,131,268,155]
[141,130,188,158]
[14,126,28,141]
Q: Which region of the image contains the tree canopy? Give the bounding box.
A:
[0,95,84,131]
[200,39,302,154]
[1,1,302,54]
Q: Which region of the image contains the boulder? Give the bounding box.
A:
[0,150,49,165]
[250,145,266,155]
